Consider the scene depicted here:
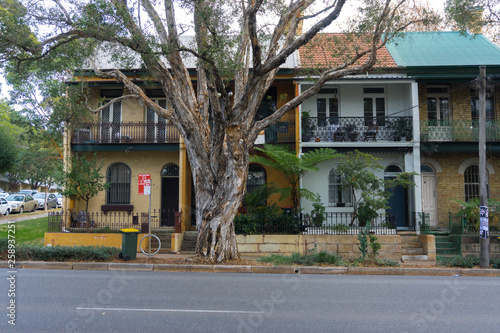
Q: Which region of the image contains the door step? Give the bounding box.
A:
[402,254,429,261]
[402,260,436,266]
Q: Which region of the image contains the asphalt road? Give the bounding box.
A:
[0,269,499,333]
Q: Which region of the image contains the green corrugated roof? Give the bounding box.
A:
[386,32,500,67]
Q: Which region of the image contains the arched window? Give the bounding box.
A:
[106,163,131,205]
[464,165,489,202]
[386,164,403,173]
[420,165,434,173]
[161,163,179,177]
[329,167,352,207]
[247,164,266,194]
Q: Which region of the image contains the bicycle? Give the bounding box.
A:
[139,233,162,256]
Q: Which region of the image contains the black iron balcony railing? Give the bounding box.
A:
[301,116,413,142]
[264,121,295,143]
[72,121,295,145]
[72,122,181,144]
[420,119,500,142]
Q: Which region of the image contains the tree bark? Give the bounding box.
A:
[188,129,249,262]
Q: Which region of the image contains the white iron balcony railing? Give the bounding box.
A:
[301,116,413,142]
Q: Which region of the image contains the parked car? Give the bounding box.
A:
[18,189,38,196]
[0,193,9,199]
[55,193,63,208]
[5,194,38,213]
[33,193,58,210]
[0,197,11,216]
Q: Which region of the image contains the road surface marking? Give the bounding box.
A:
[77,307,263,314]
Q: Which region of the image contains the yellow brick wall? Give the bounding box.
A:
[72,151,179,214]
[45,232,148,252]
[433,153,500,226]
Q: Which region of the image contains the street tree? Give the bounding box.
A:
[61,153,109,215]
[0,0,437,262]
[445,0,500,42]
[0,100,18,173]
[334,150,416,226]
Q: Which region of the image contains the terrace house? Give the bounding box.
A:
[63,39,299,244]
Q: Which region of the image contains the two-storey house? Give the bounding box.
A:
[64,42,299,234]
[386,32,500,229]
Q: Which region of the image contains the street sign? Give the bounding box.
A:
[138,174,151,195]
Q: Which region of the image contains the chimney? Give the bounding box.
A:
[469,7,484,34]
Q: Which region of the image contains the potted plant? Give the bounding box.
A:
[311,195,326,227]
[389,118,410,141]
[301,111,316,142]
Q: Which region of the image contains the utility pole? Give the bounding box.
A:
[478,66,489,268]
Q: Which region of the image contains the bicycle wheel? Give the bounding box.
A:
[139,234,162,256]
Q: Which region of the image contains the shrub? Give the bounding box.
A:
[257,251,344,266]
[490,258,500,269]
[437,255,480,268]
[0,241,120,262]
[331,224,349,232]
[0,238,8,253]
[375,258,400,267]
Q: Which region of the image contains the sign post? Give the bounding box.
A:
[139,174,152,257]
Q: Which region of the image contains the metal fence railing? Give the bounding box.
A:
[234,211,398,235]
[48,209,180,233]
[448,211,500,235]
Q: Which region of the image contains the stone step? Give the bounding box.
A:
[152,229,175,235]
[402,247,424,255]
[402,254,429,261]
[436,242,457,249]
[398,231,417,236]
[400,236,419,243]
[402,242,423,248]
[437,248,460,255]
[402,260,436,266]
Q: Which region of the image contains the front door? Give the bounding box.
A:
[386,184,408,228]
[422,167,437,226]
[385,165,408,228]
[160,163,179,226]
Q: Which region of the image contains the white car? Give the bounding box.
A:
[0,197,11,216]
[5,194,38,213]
[55,193,63,208]
[33,193,58,209]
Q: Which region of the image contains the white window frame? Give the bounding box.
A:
[363,87,386,126]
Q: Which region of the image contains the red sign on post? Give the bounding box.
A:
[138,174,151,195]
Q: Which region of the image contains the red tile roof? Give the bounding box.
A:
[299,33,397,69]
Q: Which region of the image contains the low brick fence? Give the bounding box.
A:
[236,234,404,260]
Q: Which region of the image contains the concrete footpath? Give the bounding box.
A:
[2,211,500,277]
[1,258,500,277]
[0,210,48,225]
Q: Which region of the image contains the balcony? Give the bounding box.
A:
[72,122,181,144]
[420,120,500,142]
[263,121,295,143]
[301,116,413,143]
[72,121,295,145]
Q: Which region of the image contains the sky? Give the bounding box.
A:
[0,0,448,100]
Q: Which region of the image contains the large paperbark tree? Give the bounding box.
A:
[0,0,436,262]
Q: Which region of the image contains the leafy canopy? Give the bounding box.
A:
[251,144,341,208]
